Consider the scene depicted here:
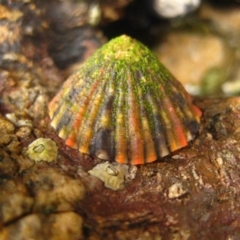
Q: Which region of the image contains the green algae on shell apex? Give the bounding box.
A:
[49,35,201,165]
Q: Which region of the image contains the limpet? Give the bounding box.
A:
[49,35,201,165]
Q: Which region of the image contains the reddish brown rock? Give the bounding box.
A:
[0,212,84,240]
[1,1,240,240]
[1,97,240,239]
[76,97,240,239]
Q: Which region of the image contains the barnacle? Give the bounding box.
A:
[88,161,137,190]
[26,138,58,162]
[49,35,201,165]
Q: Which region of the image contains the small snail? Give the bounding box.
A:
[49,35,201,165]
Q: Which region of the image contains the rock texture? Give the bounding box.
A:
[1,97,240,239]
[1,1,240,239]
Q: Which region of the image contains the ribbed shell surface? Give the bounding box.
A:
[49,35,201,165]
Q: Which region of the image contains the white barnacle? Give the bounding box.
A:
[88,161,137,191]
[26,138,58,162]
[168,182,188,199]
[88,3,101,26]
[153,0,201,18]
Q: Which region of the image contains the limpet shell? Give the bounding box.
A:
[49,35,201,165]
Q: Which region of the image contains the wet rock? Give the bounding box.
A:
[0,4,23,54]
[199,3,240,33]
[154,31,227,95]
[47,25,105,74]
[198,3,240,96]
[0,114,21,154]
[1,1,240,239]
[0,180,33,228]
[15,126,32,140]
[99,0,134,22]
[1,95,240,238]
[47,212,83,240]
[0,115,15,145]
[0,150,19,177]
[36,0,106,75]
[23,166,85,213]
[76,97,240,239]
[0,212,83,240]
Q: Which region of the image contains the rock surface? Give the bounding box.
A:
[1,1,240,239]
[1,97,240,239]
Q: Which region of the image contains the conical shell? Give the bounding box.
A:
[49,35,201,165]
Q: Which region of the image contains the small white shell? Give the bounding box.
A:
[26,138,58,162]
[5,113,33,127]
[88,3,101,25]
[168,182,188,199]
[153,0,201,18]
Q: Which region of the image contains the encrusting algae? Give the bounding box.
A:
[49,35,201,165]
